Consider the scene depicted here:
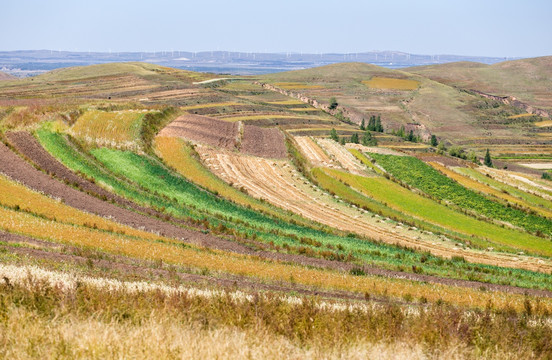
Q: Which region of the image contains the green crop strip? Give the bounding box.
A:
[35,129,552,290]
[369,154,552,237]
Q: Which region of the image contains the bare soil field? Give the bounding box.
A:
[158,113,239,150]
[198,146,552,272]
[241,125,286,158]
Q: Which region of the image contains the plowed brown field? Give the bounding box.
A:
[158,113,239,150]
[241,125,286,158]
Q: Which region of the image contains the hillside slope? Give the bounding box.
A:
[407,56,552,111]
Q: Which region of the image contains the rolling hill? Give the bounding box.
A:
[0,71,16,81]
[407,56,552,111]
[1,61,552,358]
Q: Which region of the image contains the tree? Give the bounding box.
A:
[360,119,365,130]
[350,133,359,144]
[437,142,447,155]
[329,97,338,110]
[376,115,383,132]
[396,125,405,138]
[330,128,339,142]
[407,130,415,142]
[362,130,377,146]
[339,137,346,145]
[468,151,479,164]
[430,135,438,147]
[484,148,493,167]
[368,115,376,131]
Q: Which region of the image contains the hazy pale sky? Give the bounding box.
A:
[2,0,551,57]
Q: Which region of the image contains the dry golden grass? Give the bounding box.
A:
[70,109,148,149]
[508,113,535,119]
[535,120,552,127]
[0,174,165,241]
[2,203,549,311]
[0,306,469,360]
[362,77,420,90]
[266,99,305,105]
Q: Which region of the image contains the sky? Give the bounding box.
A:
[2,0,551,57]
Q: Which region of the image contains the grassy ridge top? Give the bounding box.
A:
[406,56,552,109]
[260,62,419,82]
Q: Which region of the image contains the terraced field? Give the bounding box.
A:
[3,60,552,358]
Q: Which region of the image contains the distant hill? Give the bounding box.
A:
[406,56,552,110]
[31,62,212,83]
[0,71,16,81]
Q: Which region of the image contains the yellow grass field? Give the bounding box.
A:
[180,102,243,110]
[362,77,420,90]
[535,120,552,127]
[265,99,305,105]
[508,113,535,119]
[70,109,148,149]
[1,203,546,312]
[273,82,323,90]
[0,174,166,241]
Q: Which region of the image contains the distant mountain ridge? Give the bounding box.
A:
[0,50,512,77]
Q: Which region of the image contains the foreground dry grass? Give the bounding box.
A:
[0,307,466,360]
[0,264,550,360]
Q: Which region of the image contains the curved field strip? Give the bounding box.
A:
[218,114,329,122]
[450,166,552,218]
[70,109,148,149]
[180,102,243,110]
[0,174,165,242]
[429,162,552,219]
[370,154,552,236]
[197,148,552,271]
[316,139,368,175]
[476,167,552,199]
[457,167,552,208]
[2,207,549,311]
[321,167,552,263]
[294,136,336,167]
[155,136,317,228]
[265,99,305,105]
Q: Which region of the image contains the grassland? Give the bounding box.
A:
[70,109,148,149]
[362,77,420,90]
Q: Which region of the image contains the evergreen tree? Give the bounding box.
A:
[339,137,346,145]
[484,149,493,167]
[430,135,438,147]
[396,126,405,138]
[368,116,375,131]
[360,119,365,130]
[330,128,339,142]
[350,133,359,144]
[362,130,377,146]
[407,130,414,142]
[376,115,383,132]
